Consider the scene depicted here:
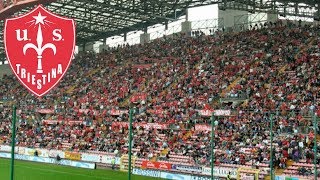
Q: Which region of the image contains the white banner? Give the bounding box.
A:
[18,147,25,155]
[133,168,161,178]
[202,167,237,178]
[0,152,95,169]
[48,149,65,158]
[81,153,101,163]
[214,110,231,116]
[197,110,214,116]
[0,145,11,152]
[172,164,202,173]
[37,149,50,157]
[23,148,49,157]
[101,155,120,165]
[0,145,24,154]
[24,148,36,156]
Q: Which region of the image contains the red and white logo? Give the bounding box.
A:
[4,5,75,97]
[159,163,168,169]
[147,162,155,168]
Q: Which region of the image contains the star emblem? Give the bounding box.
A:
[33,12,46,25]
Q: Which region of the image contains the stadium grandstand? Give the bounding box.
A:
[0,0,320,180]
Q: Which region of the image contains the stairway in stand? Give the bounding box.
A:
[66,67,102,94]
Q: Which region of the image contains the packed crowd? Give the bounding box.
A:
[0,20,319,172]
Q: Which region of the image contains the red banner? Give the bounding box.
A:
[197,109,214,116]
[109,109,128,116]
[133,64,152,69]
[214,110,231,116]
[139,123,168,130]
[197,109,231,116]
[43,120,84,125]
[111,122,168,130]
[147,109,164,115]
[141,161,171,170]
[76,109,98,115]
[195,124,211,132]
[37,109,54,114]
[130,93,147,103]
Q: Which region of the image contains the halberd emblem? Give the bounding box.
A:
[4,5,75,97]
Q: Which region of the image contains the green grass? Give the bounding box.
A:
[0,158,161,180]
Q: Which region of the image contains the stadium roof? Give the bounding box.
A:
[44,0,221,44]
[0,0,319,62]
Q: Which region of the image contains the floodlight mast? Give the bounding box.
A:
[10,105,17,180]
[128,108,133,180]
[312,98,318,180]
[211,114,215,180]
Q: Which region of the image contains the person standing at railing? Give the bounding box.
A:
[226,172,231,180]
[111,157,116,170]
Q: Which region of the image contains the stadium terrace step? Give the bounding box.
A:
[278,65,288,74]
[277,37,315,76]
[219,52,266,101]
[66,67,102,94]
[87,67,102,77]
[220,76,241,98]
[275,168,285,175]
[66,85,76,94]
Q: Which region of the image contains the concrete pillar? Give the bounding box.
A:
[84,42,94,52]
[140,33,150,44]
[314,8,320,22]
[77,43,85,53]
[103,38,106,45]
[77,46,83,53]
[0,64,12,78]
[181,21,192,35]
[185,9,189,21]
[218,9,248,31]
[267,13,278,23]
[99,44,109,53]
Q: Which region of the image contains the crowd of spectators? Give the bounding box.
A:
[0,20,319,173]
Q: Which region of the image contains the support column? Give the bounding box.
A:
[165,21,168,30]
[78,43,85,53]
[314,5,320,22]
[103,38,106,45]
[140,33,150,44]
[218,9,248,32]
[267,13,278,23]
[0,64,12,78]
[181,21,192,35]
[99,44,109,53]
[180,8,192,36]
[140,27,150,44]
[84,42,94,52]
[185,8,189,21]
[99,38,108,53]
